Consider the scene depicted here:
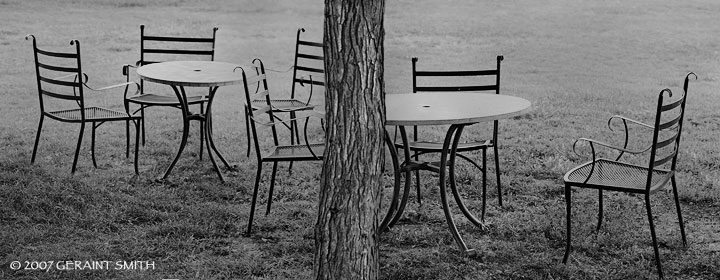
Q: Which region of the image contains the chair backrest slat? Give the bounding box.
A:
[142,35,215,43]
[661,97,683,111]
[654,132,679,151]
[415,69,498,77]
[35,48,78,58]
[39,76,81,87]
[296,53,324,61]
[294,78,325,86]
[415,85,498,92]
[653,150,677,168]
[41,89,81,101]
[657,114,682,130]
[37,62,78,73]
[295,65,324,73]
[298,40,323,48]
[142,49,214,56]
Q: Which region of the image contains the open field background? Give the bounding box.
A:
[1,0,719,279]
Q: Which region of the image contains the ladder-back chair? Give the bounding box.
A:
[401,55,504,221]
[562,72,696,278]
[124,24,218,158]
[240,59,325,235]
[245,28,324,160]
[27,35,141,174]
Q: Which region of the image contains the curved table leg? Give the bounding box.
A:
[440,124,474,254]
[204,116,225,182]
[162,85,191,180]
[448,125,485,229]
[205,86,232,171]
[388,125,413,228]
[379,128,402,232]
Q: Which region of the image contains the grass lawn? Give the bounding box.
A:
[1,0,719,279]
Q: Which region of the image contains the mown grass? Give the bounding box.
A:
[1,0,719,279]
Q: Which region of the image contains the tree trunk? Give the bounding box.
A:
[314,1,385,279]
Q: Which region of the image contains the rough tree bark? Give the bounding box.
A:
[314,0,385,279]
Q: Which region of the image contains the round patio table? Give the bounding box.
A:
[137,61,243,181]
[383,92,532,254]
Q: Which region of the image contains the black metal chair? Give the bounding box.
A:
[27,35,141,174]
[562,72,696,279]
[245,28,324,160]
[239,59,325,236]
[123,24,218,159]
[399,55,504,221]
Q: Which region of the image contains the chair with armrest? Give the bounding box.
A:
[562,72,697,278]
[398,55,504,221]
[245,28,325,162]
[123,24,218,159]
[27,35,141,174]
[239,58,325,235]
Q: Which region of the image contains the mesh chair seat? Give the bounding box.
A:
[264,143,324,161]
[127,93,206,106]
[396,139,492,153]
[47,107,140,122]
[251,99,314,112]
[564,159,672,193]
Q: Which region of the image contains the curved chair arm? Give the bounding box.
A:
[83,81,139,93]
[302,110,325,159]
[301,74,315,106]
[605,115,655,160]
[607,115,654,131]
[572,137,651,160]
[82,79,140,116]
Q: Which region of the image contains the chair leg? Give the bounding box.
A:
[71,123,85,173]
[133,119,140,175]
[493,144,503,206]
[125,120,131,158]
[31,115,44,163]
[414,150,421,205]
[91,122,98,169]
[140,106,146,146]
[481,149,487,221]
[247,163,263,236]
[596,189,604,231]
[266,162,279,215]
[645,195,664,279]
[563,185,572,264]
[415,168,422,205]
[199,103,204,160]
[245,107,251,158]
[671,176,687,246]
[288,112,297,175]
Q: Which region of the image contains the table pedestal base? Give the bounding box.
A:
[383,124,486,254]
[162,85,233,182]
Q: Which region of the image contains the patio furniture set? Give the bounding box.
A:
[25,25,696,278]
